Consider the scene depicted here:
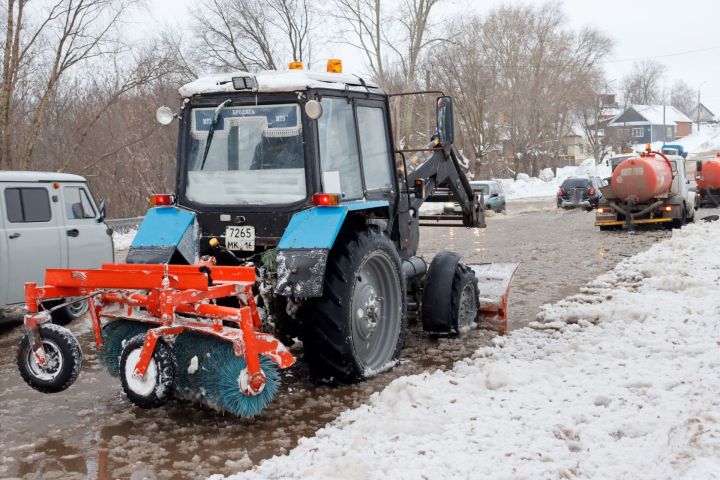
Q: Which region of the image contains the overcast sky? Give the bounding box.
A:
[143,0,720,113]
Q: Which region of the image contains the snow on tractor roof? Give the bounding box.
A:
[179,70,381,98]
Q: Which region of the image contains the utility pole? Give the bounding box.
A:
[697,81,708,132]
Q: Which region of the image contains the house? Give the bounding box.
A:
[559,124,592,166]
[689,103,717,123]
[607,105,693,146]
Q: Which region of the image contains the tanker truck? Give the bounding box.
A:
[695,153,720,207]
[595,146,696,231]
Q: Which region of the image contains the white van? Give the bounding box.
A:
[0,172,114,324]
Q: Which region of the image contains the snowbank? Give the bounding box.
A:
[633,124,720,158]
[499,158,611,200]
[112,229,137,251]
[221,220,720,480]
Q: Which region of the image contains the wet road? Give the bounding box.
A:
[0,199,673,479]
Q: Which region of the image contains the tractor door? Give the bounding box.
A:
[1,184,64,305]
[317,96,396,203]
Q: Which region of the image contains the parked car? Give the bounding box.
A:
[557,176,604,210]
[0,172,113,324]
[444,180,506,214]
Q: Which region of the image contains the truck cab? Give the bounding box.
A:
[0,172,113,323]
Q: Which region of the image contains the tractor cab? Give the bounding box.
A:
[138,66,400,265]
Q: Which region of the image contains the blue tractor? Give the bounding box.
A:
[114,65,518,414]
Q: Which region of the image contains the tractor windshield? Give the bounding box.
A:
[184,103,306,205]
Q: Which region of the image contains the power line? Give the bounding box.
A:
[605,46,720,64]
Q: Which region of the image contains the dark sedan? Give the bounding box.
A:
[557,176,604,210]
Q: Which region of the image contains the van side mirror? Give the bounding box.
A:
[98,199,107,222]
[436,96,455,147]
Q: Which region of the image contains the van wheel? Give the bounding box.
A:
[47,299,89,326]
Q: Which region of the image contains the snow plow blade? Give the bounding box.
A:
[470,262,519,335]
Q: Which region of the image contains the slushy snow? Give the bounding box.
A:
[219,220,720,480]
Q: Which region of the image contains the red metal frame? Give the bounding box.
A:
[23,261,295,395]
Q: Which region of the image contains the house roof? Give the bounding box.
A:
[179,70,381,98]
[608,104,692,127]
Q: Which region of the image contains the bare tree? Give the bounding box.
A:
[670,79,695,117]
[333,0,386,84]
[0,0,137,170]
[190,0,314,72]
[621,60,664,105]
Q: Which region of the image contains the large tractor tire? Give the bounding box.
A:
[301,230,406,383]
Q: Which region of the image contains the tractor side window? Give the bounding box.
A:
[318,97,363,199]
[357,106,393,191]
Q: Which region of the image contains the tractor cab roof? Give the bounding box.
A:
[179,70,383,98]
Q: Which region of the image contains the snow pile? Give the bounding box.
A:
[112,228,137,251]
[632,124,720,158]
[221,220,720,480]
[674,124,720,156]
[499,158,611,200]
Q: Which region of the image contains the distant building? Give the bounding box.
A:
[607,105,693,146]
[689,103,717,123]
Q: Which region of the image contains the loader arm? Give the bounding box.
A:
[405,143,485,228]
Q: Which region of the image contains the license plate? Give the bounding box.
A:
[224,226,255,251]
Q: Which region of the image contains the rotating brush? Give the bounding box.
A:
[97,320,151,377]
[173,331,220,399]
[202,343,280,418]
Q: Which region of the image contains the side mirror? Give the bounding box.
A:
[436,96,455,147]
[98,199,107,221]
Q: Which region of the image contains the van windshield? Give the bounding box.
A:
[184,103,306,205]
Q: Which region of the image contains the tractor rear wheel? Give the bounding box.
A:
[301,230,406,383]
[119,334,176,409]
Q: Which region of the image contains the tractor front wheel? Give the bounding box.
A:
[301,230,406,383]
[119,334,176,409]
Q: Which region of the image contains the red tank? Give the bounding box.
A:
[696,154,720,190]
[610,153,673,203]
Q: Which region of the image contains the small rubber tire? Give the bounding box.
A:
[450,263,480,335]
[300,229,406,383]
[49,299,89,326]
[119,334,176,409]
[16,323,83,393]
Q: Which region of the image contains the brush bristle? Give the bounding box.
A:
[202,344,280,418]
[97,320,151,377]
[174,332,220,400]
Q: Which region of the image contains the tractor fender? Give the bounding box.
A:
[126,207,199,264]
[275,200,389,298]
[421,250,462,332]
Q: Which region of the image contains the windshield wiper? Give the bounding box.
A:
[199,98,232,170]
